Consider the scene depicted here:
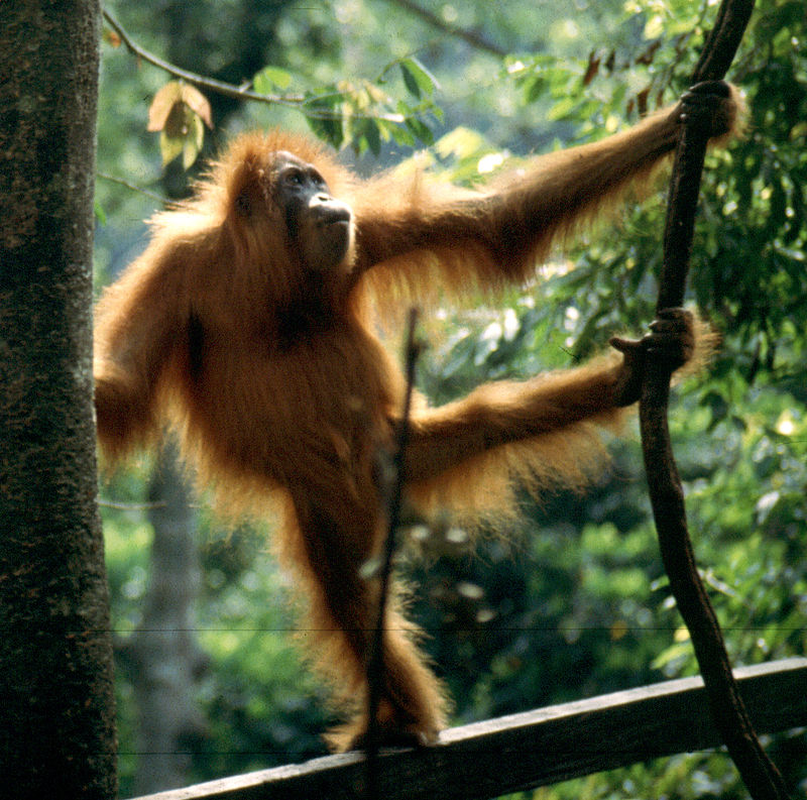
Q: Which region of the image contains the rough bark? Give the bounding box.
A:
[0,2,117,798]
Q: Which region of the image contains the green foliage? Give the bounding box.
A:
[193,533,332,776]
[284,55,442,154]
[98,0,806,796]
[406,2,807,796]
[104,488,332,794]
[252,65,292,93]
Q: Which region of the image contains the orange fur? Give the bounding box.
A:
[94,86,740,750]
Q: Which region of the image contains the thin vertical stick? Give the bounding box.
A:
[364,307,420,798]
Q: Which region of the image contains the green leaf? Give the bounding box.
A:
[524,75,546,105]
[363,121,381,156]
[400,57,437,99]
[389,123,416,148]
[546,96,578,122]
[405,116,434,146]
[159,128,184,166]
[253,65,293,93]
[304,94,345,149]
[182,112,205,169]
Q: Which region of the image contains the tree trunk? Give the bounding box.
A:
[0,3,117,799]
[118,442,207,795]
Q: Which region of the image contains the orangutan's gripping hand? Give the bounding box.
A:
[610,308,696,408]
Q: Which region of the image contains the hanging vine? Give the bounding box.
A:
[640,1,789,798]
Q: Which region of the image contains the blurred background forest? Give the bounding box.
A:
[94,1,806,797]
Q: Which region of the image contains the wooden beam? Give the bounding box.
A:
[129,658,807,800]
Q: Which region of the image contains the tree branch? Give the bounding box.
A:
[103,8,293,106]
[641,1,790,798]
[102,8,408,124]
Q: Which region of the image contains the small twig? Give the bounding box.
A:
[641,1,789,798]
[384,0,507,58]
[97,171,167,204]
[97,498,168,511]
[364,308,420,798]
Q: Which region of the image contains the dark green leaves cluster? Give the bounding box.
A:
[409,4,806,795]
[304,56,441,154]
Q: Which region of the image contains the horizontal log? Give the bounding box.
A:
[130,657,807,800]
